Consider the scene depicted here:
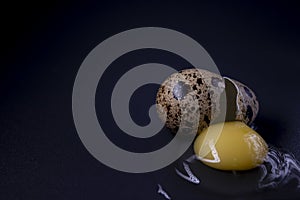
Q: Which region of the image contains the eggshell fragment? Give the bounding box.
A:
[224,77,259,125]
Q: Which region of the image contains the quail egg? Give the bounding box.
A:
[156,68,259,133]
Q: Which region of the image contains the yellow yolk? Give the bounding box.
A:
[193,121,268,171]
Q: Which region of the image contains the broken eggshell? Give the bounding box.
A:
[156,68,259,133]
[224,77,259,125]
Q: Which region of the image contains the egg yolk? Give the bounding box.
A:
[193,121,268,171]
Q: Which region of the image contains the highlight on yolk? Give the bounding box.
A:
[193,121,268,171]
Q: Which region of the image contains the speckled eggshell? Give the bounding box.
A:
[156,68,225,133]
[225,77,259,125]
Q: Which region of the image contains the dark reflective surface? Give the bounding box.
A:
[1,1,300,199]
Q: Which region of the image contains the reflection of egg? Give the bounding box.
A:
[194,121,268,171]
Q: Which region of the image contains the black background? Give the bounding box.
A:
[1,0,300,199]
